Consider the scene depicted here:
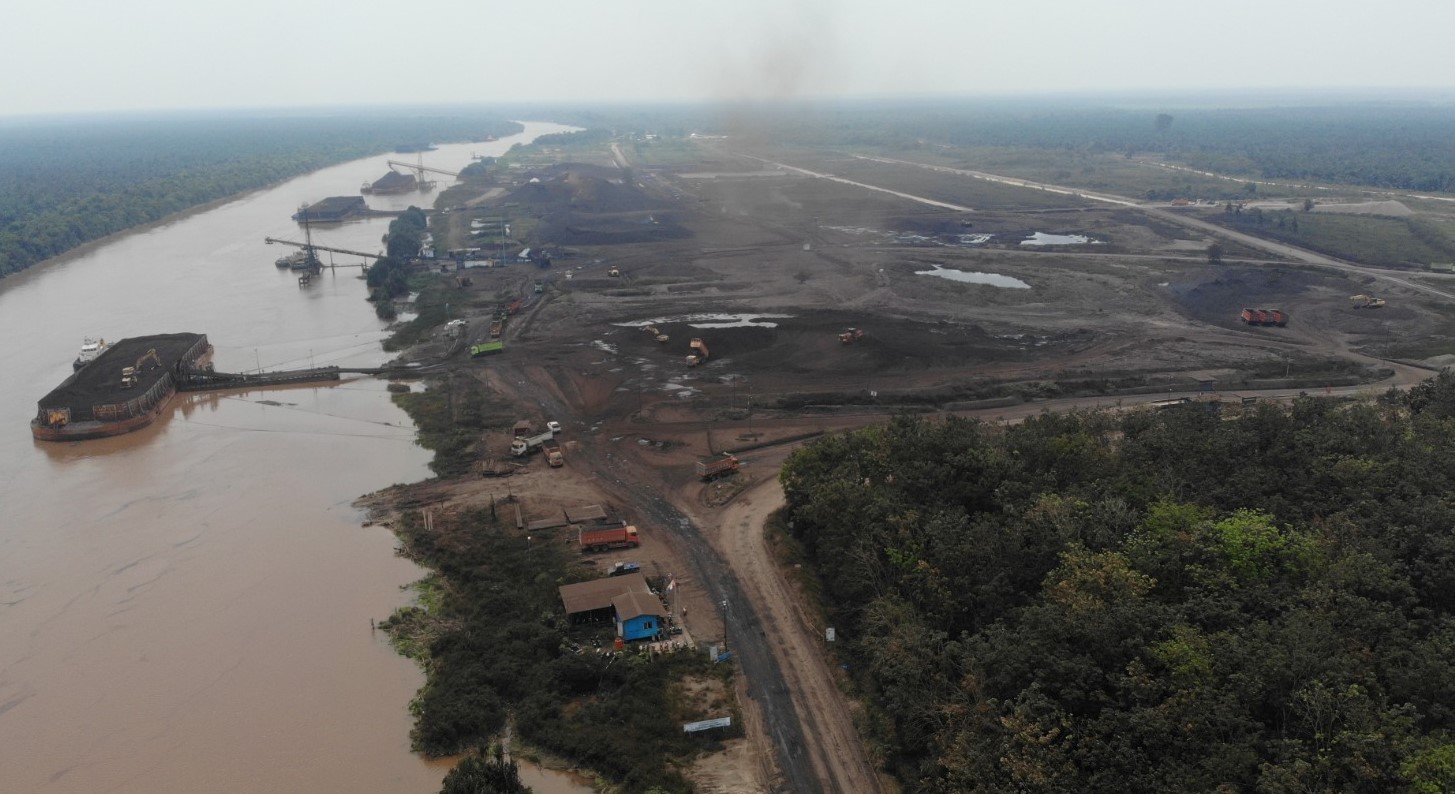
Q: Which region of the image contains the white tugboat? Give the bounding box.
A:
[73,337,109,371]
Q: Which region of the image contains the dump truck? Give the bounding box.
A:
[1350,294,1387,309]
[470,341,504,357]
[1240,308,1289,327]
[543,441,564,467]
[838,328,864,343]
[580,525,640,553]
[696,453,740,481]
[686,337,710,367]
[510,429,556,456]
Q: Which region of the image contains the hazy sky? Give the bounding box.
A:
[4,0,1453,115]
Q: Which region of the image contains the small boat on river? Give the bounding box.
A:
[74,337,110,371]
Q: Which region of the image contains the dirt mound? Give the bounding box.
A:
[1168,266,1331,327]
[510,167,658,214]
[540,213,692,246]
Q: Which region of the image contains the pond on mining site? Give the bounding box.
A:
[616,313,793,329]
[915,265,1031,289]
[1020,232,1103,246]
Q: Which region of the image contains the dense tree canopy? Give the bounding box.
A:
[0,112,518,277]
[781,376,1455,792]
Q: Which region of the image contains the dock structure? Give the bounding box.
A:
[33,331,443,442]
[32,333,212,440]
[177,367,343,391]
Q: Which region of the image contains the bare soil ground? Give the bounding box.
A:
[374,137,1455,792]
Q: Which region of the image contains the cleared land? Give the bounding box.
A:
[376,132,1455,791]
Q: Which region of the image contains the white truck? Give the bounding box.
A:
[510,429,557,456]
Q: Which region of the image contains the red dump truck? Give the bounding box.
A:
[580,525,640,553]
[543,441,564,467]
[696,453,740,481]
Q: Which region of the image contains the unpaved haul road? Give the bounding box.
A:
[847,153,1455,302]
[714,478,890,794]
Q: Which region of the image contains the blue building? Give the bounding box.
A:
[612,591,665,642]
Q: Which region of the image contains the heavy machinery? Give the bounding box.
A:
[643,325,669,343]
[696,453,740,481]
[1350,294,1387,309]
[579,525,640,553]
[686,338,710,367]
[839,328,865,344]
[1240,308,1289,327]
[510,428,557,456]
[608,267,621,277]
[122,348,162,387]
[136,348,162,371]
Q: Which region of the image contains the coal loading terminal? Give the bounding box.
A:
[31,333,212,441]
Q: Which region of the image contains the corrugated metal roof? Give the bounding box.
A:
[611,590,664,621]
[564,504,607,523]
[558,572,648,615]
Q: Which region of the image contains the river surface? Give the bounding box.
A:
[0,120,590,793]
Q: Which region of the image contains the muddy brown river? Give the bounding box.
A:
[0,121,591,793]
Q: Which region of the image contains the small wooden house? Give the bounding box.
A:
[612,590,665,641]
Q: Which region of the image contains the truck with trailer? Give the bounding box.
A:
[510,429,557,456]
[470,340,504,357]
[580,525,640,553]
[696,453,740,481]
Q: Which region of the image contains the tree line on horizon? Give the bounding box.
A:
[0,113,520,279]
[780,377,1455,792]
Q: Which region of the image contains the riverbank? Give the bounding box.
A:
[357,275,748,790]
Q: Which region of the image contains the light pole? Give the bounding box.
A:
[721,599,729,650]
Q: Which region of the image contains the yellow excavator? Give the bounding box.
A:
[120,349,162,389]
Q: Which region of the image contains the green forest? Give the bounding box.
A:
[780,377,1455,792]
[546,99,1455,194]
[0,111,519,278]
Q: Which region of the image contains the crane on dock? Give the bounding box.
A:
[385,159,460,178]
[264,237,381,268]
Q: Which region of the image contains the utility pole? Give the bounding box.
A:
[721,599,729,650]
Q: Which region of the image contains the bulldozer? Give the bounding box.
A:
[1350,294,1387,309]
[838,327,865,344]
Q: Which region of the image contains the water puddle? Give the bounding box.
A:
[1021,232,1102,246]
[616,313,792,329]
[915,265,1030,289]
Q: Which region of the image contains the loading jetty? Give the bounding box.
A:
[32,333,417,442]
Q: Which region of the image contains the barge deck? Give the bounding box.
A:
[32,333,212,442]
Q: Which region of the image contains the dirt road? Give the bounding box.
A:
[714,476,890,794]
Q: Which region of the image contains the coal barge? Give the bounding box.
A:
[32,333,213,442]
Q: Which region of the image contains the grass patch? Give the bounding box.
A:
[1216,210,1455,267]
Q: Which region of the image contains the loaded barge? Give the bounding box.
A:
[32,333,391,442]
[33,333,214,442]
